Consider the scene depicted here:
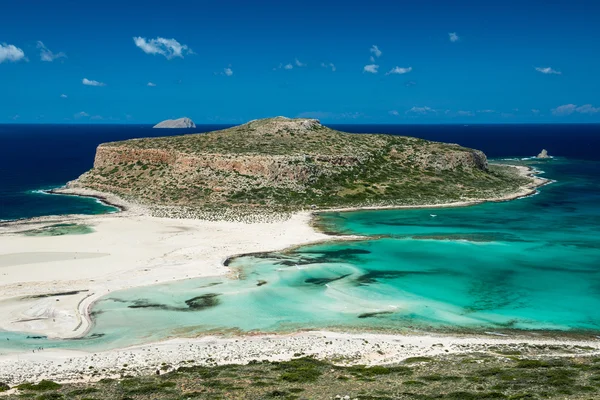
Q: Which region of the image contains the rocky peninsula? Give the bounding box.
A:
[67,117,533,219]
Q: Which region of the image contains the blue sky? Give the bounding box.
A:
[2,0,599,124]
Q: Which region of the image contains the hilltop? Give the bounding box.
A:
[68,117,533,217]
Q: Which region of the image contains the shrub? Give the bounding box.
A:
[17,380,61,391]
[348,365,412,377]
[276,357,325,383]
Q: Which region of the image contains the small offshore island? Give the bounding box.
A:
[5,118,597,399]
[152,117,196,129]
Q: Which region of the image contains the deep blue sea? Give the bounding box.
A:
[1,123,599,220]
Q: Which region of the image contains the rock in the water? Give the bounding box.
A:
[536,149,550,159]
[153,117,195,129]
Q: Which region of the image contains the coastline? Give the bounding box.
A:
[0,210,331,341]
[318,164,551,214]
[0,163,561,385]
[2,330,600,387]
[46,188,130,213]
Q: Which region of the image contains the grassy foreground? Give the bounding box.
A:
[4,350,600,399]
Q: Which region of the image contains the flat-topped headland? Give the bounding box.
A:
[61,117,539,219]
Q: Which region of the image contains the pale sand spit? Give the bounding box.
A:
[0,212,330,340]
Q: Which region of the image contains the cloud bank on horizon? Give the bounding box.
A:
[1,0,599,123]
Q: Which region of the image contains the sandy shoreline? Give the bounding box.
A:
[2,330,600,387]
[0,211,330,341]
[0,163,560,384]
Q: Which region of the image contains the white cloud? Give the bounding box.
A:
[133,36,192,59]
[477,109,496,113]
[449,32,460,42]
[370,45,382,58]
[406,106,435,115]
[575,104,600,114]
[60,94,68,98]
[11,114,20,120]
[531,109,540,114]
[320,62,336,72]
[74,111,89,118]
[457,110,475,116]
[549,103,600,116]
[0,43,26,63]
[363,64,379,74]
[386,66,412,75]
[90,115,103,120]
[389,110,399,116]
[296,111,362,120]
[535,66,561,75]
[224,67,233,76]
[275,61,304,71]
[147,82,156,87]
[82,78,105,86]
[405,81,417,87]
[369,56,375,63]
[36,41,66,62]
[552,104,577,116]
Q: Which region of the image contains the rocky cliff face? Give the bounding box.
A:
[70,117,526,212]
[89,145,328,185]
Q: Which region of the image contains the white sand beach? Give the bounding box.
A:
[0,211,329,340]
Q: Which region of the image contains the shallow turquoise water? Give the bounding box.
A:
[1,158,599,352]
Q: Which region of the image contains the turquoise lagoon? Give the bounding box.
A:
[1,158,600,352]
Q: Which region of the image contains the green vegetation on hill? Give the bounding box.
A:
[72,117,532,214]
[5,350,600,399]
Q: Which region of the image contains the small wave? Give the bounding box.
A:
[484,331,509,337]
[26,185,64,195]
[28,189,51,195]
[519,189,549,200]
[521,156,555,161]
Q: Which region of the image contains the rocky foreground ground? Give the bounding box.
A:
[2,332,600,399]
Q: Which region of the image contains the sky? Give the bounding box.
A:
[1,0,600,124]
